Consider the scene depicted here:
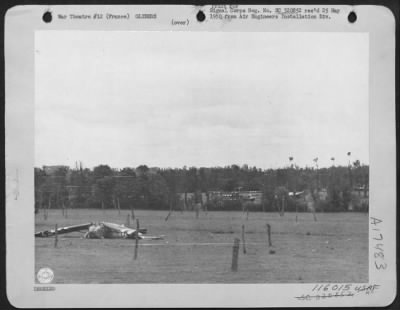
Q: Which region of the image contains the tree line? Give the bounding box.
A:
[35,161,369,213]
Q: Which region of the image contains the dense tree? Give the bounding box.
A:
[34,161,369,212]
[93,164,113,179]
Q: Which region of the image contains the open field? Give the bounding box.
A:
[35,209,368,283]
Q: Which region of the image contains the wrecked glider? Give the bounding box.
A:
[35,222,164,240]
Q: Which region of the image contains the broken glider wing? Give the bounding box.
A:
[140,235,165,240]
[102,222,138,239]
[101,222,163,240]
[35,223,93,237]
[288,191,304,197]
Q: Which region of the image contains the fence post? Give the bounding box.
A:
[134,219,140,260]
[267,223,272,247]
[54,224,58,248]
[165,210,172,221]
[231,238,240,272]
[165,200,173,221]
[241,225,247,254]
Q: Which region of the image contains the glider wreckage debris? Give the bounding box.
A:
[35,222,164,240]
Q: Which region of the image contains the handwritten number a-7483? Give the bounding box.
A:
[370,217,386,271]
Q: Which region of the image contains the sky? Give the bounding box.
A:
[35,31,369,169]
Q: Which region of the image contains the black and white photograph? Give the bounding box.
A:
[5,4,396,308]
[33,30,370,284]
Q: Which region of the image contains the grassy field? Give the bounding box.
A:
[35,209,368,283]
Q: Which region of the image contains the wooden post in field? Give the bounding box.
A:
[241,225,247,254]
[310,193,317,222]
[54,224,58,248]
[266,223,272,247]
[134,219,140,260]
[165,197,173,221]
[231,238,240,272]
[313,210,317,222]
[165,210,172,221]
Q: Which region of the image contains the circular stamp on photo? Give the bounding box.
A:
[37,267,54,284]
